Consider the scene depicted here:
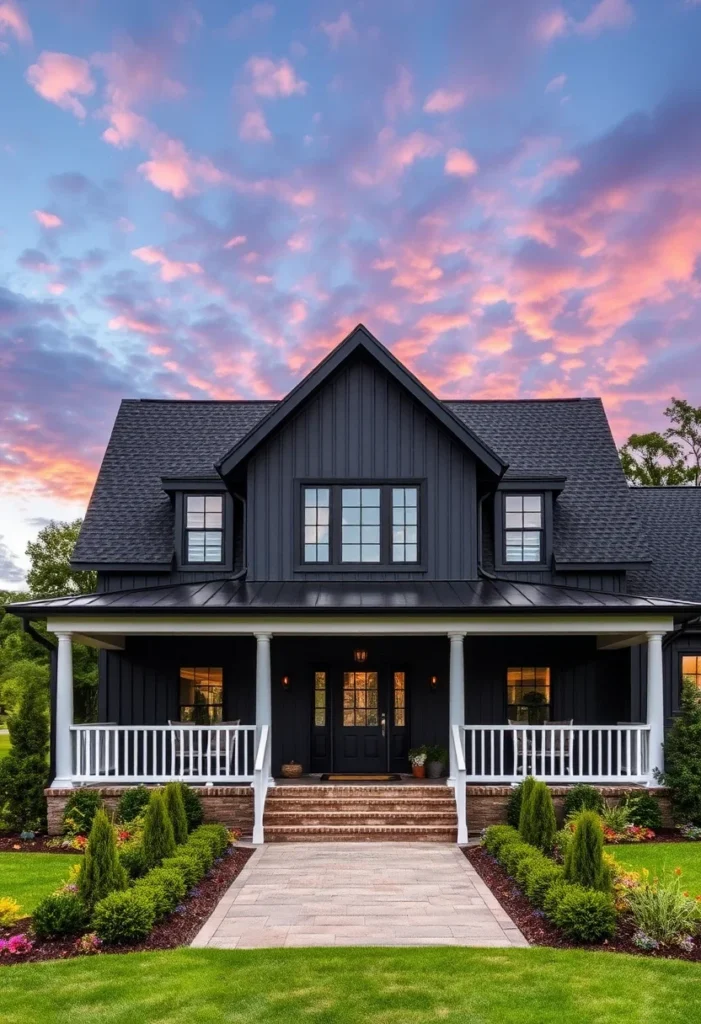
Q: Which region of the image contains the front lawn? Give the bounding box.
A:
[1,947,700,1023]
[0,732,10,759]
[610,843,701,897]
[0,853,81,914]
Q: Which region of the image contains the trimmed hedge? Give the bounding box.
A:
[119,841,148,880]
[525,861,565,910]
[33,891,87,939]
[550,884,617,942]
[162,851,202,890]
[482,825,520,858]
[194,824,230,859]
[93,888,155,944]
[134,866,187,919]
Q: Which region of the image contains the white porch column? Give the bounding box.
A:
[646,631,665,782]
[53,631,74,788]
[448,631,466,785]
[254,632,273,784]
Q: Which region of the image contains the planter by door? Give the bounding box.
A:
[426,760,444,779]
[412,764,426,778]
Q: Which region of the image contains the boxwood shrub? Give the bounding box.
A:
[92,888,156,944]
[134,865,187,919]
[482,825,520,857]
[551,884,617,942]
[500,840,538,878]
[162,850,203,890]
[524,861,565,910]
[184,834,214,872]
[180,785,204,832]
[33,891,87,939]
[514,849,549,889]
[542,879,572,919]
[119,841,148,880]
[192,823,230,858]
[117,785,151,824]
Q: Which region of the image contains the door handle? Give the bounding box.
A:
[380,713,386,737]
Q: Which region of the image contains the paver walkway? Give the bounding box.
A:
[192,842,527,948]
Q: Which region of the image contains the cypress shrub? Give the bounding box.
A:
[514,849,549,889]
[119,841,148,880]
[542,879,571,919]
[117,785,151,823]
[525,781,557,852]
[517,776,537,841]
[78,808,128,910]
[0,680,49,830]
[180,785,204,831]
[142,791,176,869]
[506,782,524,828]
[564,810,609,891]
[164,782,189,845]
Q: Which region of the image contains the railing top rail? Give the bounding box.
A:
[254,723,269,773]
[462,724,650,732]
[69,723,256,732]
[451,724,466,772]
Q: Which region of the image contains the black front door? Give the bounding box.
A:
[333,668,388,773]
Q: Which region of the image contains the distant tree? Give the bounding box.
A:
[25,520,96,598]
[665,397,701,487]
[619,399,701,487]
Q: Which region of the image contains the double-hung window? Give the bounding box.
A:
[301,484,420,565]
[504,494,543,563]
[341,488,381,563]
[185,494,223,563]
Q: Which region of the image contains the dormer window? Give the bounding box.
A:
[504,494,543,563]
[185,495,223,563]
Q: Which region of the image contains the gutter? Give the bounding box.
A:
[22,618,55,653]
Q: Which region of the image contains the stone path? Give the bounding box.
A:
[192,842,527,949]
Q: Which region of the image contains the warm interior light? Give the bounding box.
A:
[353,649,368,663]
[429,675,438,690]
[281,675,290,689]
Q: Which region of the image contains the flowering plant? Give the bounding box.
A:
[75,932,102,956]
[0,897,23,927]
[408,747,427,767]
[603,823,655,844]
[679,824,701,841]
[624,868,701,948]
[0,934,33,956]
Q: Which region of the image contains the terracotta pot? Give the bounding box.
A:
[411,764,426,778]
[281,762,303,778]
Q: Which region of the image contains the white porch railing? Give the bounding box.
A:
[462,724,651,783]
[252,724,270,844]
[450,724,468,844]
[69,724,256,784]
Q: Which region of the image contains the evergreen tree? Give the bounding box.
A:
[164,782,189,845]
[517,776,537,842]
[0,679,49,829]
[78,808,127,909]
[658,681,701,825]
[527,781,557,852]
[142,791,176,868]
[564,810,608,891]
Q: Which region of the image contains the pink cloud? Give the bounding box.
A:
[0,1,31,44]
[224,235,247,248]
[107,314,163,335]
[354,129,441,186]
[33,210,62,229]
[445,148,478,177]
[246,56,307,98]
[533,9,568,43]
[320,11,356,48]
[384,66,413,121]
[102,108,150,148]
[545,73,567,93]
[132,245,204,282]
[47,282,66,295]
[26,52,95,119]
[576,0,634,36]
[423,88,466,114]
[137,137,225,198]
[239,108,272,142]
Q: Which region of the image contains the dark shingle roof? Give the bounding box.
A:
[447,398,649,565]
[627,488,701,603]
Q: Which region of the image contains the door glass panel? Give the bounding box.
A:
[393,671,406,727]
[314,671,327,726]
[343,671,379,726]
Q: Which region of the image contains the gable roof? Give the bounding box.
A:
[216,324,506,479]
[627,487,701,603]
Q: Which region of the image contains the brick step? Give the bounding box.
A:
[264,824,458,842]
[264,810,457,826]
[270,785,450,799]
[265,798,454,812]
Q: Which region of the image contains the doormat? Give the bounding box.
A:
[320,773,401,782]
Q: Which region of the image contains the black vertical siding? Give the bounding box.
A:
[630,628,701,727]
[246,356,478,581]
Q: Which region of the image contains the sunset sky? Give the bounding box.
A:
[1,0,700,588]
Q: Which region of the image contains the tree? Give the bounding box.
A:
[619,433,691,487]
[25,520,96,598]
[665,398,701,487]
[657,680,701,825]
[0,678,49,829]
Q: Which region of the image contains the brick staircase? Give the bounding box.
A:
[263,785,458,842]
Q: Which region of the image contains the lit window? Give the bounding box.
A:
[394,671,406,727]
[186,495,223,563]
[303,488,330,562]
[504,494,543,563]
[682,656,701,690]
[179,667,223,723]
[392,488,418,562]
[314,671,327,727]
[341,488,381,562]
[507,667,551,723]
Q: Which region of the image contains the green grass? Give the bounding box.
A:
[0,732,10,759]
[1,947,700,1023]
[610,843,701,896]
[0,852,81,914]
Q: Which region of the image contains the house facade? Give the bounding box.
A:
[10,325,701,842]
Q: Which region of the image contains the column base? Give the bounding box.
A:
[51,777,74,789]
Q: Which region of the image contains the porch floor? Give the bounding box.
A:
[192,842,527,949]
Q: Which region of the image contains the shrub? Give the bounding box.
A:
[553,825,574,862]
[500,840,538,878]
[117,785,151,823]
[543,879,573,919]
[524,862,565,910]
[658,681,701,825]
[62,790,103,837]
[184,834,214,872]
[32,892,87,939]
[0,897,23,927]
[624,793,664,831]
[134,866,187,919]
[625,871,701,947]
[563,784,604,818]
[523,781,557,853]
[119,841,148,880]
[564,810,609,891]
[482,825,520,857]
[551,884,617,942]
[0,681,48,831]
[142,791,176,869]
[180,785,204,832]
[92,888,155,945]
[517,776,537,841]
[78,808,128,910]
[193,823,230,859]
[162,851,202,889]
[601,803,630,834]
[514,849,549,889]
[506,782,524,829]
[163,782,189,845]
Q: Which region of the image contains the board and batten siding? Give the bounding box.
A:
[246,356,478,581]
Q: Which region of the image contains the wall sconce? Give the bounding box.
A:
[353,649,368,664]
[429,675,438,691]
[281,675,290,690]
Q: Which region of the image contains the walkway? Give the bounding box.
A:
[192,842,527,948]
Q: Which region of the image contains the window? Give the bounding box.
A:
[394,671,406,727]
[179,667,223,723]
[314,671,327,727]
[341,488,380,563]
[504,494,543,563]
[507,667,551,723]
[185,495,223,563]
[304,487,330,562]
[392,488,418,562]
[343,671,379,726]
[682,655,701,690]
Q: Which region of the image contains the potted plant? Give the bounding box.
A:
[425,744,448,779]
[408,746,427,778]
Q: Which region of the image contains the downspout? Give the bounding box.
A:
[20,619,58,784]
[477,491,498,581]
[22,618,55,653]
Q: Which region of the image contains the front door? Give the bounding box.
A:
[333,668,388,773]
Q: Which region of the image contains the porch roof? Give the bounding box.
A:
[8,578,701,618]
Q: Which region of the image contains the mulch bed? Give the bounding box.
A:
[0,844,253,965]
[465,845,701,962]
[0,835,84,854]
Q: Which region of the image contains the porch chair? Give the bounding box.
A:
[510,719,573,777]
